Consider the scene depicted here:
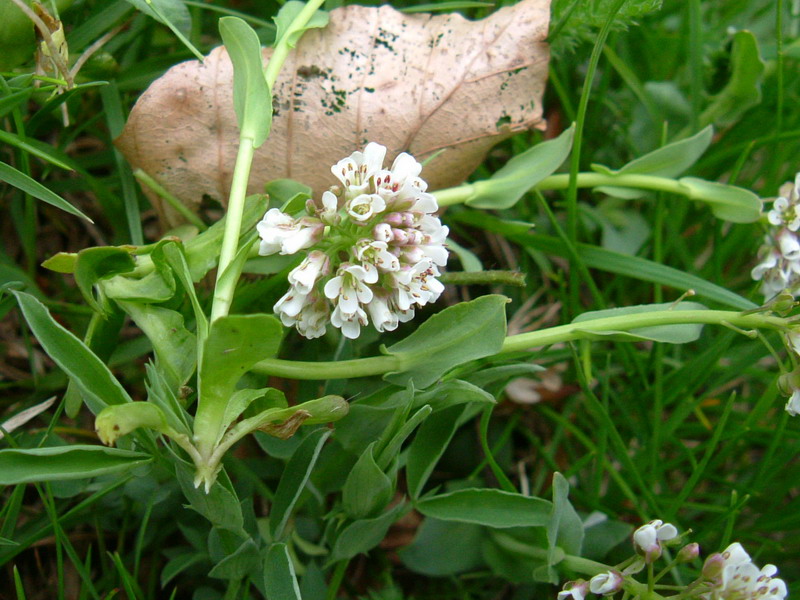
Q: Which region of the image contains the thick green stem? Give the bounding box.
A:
[252,309,787,380]
[434,172,692,208]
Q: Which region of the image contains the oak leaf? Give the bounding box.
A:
[116,0,551,226]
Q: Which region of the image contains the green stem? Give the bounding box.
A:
[439,270,526,287]
[252,310,787,380]
[326,559,349,600]
[211,0,325,323]
[264,0,325,88]
[210,137,256,322]
[434,172,692,208]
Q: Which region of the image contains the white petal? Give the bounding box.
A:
[362,142,387,174]
[324,276,343,300]
[390,153,422,182]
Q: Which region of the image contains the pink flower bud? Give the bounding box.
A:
[677,543,700,563]
[702,553,725,580]
[392,229,409,244]
[373,223,393,242]
[384,212,404,226]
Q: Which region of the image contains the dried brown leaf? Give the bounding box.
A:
[117,0,550,226]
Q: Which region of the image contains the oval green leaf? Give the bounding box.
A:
[0,445,150,484]
[416,488,552,528]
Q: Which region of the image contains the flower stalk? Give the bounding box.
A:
[252,308,790,380]
[434,172,715,208]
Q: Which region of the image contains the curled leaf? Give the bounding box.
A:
[116,0,550,226]
[95,402,169,446]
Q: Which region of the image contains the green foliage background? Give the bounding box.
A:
[0,0,799,598]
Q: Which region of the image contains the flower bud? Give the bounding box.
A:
[772,291,796,315]
[384,212,403,226]
[677,543,700,563]
[373,223,393,242]
[589,571,623,596]
[702,553,725,580]
[392,228,409,244]
[557,580,589,600]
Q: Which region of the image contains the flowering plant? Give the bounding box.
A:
[2,0,798,598]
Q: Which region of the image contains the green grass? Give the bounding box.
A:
[1,0,798,598]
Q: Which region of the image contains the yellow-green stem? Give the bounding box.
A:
[434,172,691,208]
[210,137,256,322]
[252,309,787,380]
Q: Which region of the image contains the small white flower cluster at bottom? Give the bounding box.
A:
[256,142,448,339]
[700,542,787,600]
[556,520,788,600]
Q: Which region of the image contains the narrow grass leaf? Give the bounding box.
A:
[0,130,74,171]
[0,162,92,222]
[450,212,755,309]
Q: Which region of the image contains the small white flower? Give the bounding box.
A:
[411,192,438,214]
[288,251,330,295]
[392,261,435,311]
[324,264,374,314]
[330,303,368,339]
[332,142,386,196]
[274,287,309,323]
[786,389,800,416]
[319,190,340,224]
[366,293,399,333]
[347,194,386,222]
[355,239,400,273]
[257,209,321,256]
[295,294,329,339]
[632,519,678,560]
[778,230,800,260]
[589,571,623,596]
[557,580,588,600]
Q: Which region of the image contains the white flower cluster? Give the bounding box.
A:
[752,174,800,300]
[701,542,787,600]
[256,143,448,339]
